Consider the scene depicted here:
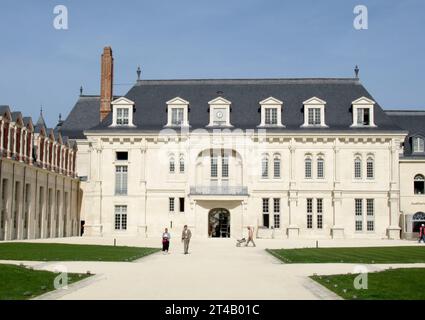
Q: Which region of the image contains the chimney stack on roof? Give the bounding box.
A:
[100,46,114,122]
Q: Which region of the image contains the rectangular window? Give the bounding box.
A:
[116,108,129,125]
[171,108,184,125]
[308,108,321,125]
[317,159,324,179]
[273,158,280,178]
[317,198,323,229]
[210,155,218,178]
[179,198,185,213]
[307,198,313,229]
[179,157,185,173]
[354,159,362,179]
[262,157,269,179]
[222,155,229,178]
[115,166,128,195]
[305,159,312,179]
[413,137,425,153]
[366,159,374,179]
[366,199,374,231]
[357,108,370,126]
[355,199,363,231]
[273,198,280,228]
[114,205,127,230]
[265,108,278,125]
[169,198,175,213]
[116,151,128,161]
[262,198,269,228]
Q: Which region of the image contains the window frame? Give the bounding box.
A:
[412,136,425,153]
[115,165,128,196]
[166,97,189,127]
[414,174,425,195]
[114,205,128,231]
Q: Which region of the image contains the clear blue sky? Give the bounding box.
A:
[0,0,424,127]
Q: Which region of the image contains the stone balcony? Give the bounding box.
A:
[190,185,248,196]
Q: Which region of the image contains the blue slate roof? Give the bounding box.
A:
[61,78,405,138]
[386,110,425,158]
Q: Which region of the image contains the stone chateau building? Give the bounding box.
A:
[0,106,80,241]
[54,47,425,240]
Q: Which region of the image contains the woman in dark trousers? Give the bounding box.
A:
[162,228,171,254]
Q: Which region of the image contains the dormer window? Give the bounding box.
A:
[302,97,327,127]
[171,108,184,126]
[166,97,189,127]
[111,97,135,127]
[208,97,232,127]
[116,108,129,125]
[308,108,321,125]
[351,97,376,127]
[413,136,425,153]
[265,108,278,125]
[259,97,284,127]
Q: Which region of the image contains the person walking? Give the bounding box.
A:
[162,228,171,254]
[245,226,256,247]
[419,224,425,243]
[181,225,192,254]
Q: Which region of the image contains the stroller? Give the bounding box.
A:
[236,238,246,247]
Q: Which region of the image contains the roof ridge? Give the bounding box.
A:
[135,78,360,85]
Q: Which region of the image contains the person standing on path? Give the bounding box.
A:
[245,226,256,247]
[181,225,192,254]
[162,228,171,254]
[419,224,425,243]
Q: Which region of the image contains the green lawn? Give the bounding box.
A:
[312,268,425,300]
[0,243,160,262]
[267,246,425,264]
[0,264,91,300]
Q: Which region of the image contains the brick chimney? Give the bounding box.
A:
[100,47,114,122]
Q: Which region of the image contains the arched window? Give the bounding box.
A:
[261,155,269,179]
[414,174,425,194]
[413,137,425,153]
[179,155,185,173]
[366,157,374,179]
[317,157,324,179]
[354,156,362,179]
[169,155,175,173]
[273,154,281,178]
[305,157,312,179]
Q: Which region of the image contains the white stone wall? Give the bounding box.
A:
[0,158,80,241]
[77,132,408,240]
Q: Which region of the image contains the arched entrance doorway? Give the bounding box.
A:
[208,208,230,238]
[413,212,425,232]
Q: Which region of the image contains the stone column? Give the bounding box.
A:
[387,139,401,239]
[331,139,344,238]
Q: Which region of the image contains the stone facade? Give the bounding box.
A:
[0,106,80,241]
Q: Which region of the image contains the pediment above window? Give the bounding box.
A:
[208,97,232,105]
[259,97,283,105]
[166,97,190,105]
[351,97,375,105]
[111,97,135,105]
[303,97,327,105]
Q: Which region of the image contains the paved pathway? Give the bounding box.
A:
[1,237,423,300]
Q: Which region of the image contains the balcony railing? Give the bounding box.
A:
[190,185,248,196]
